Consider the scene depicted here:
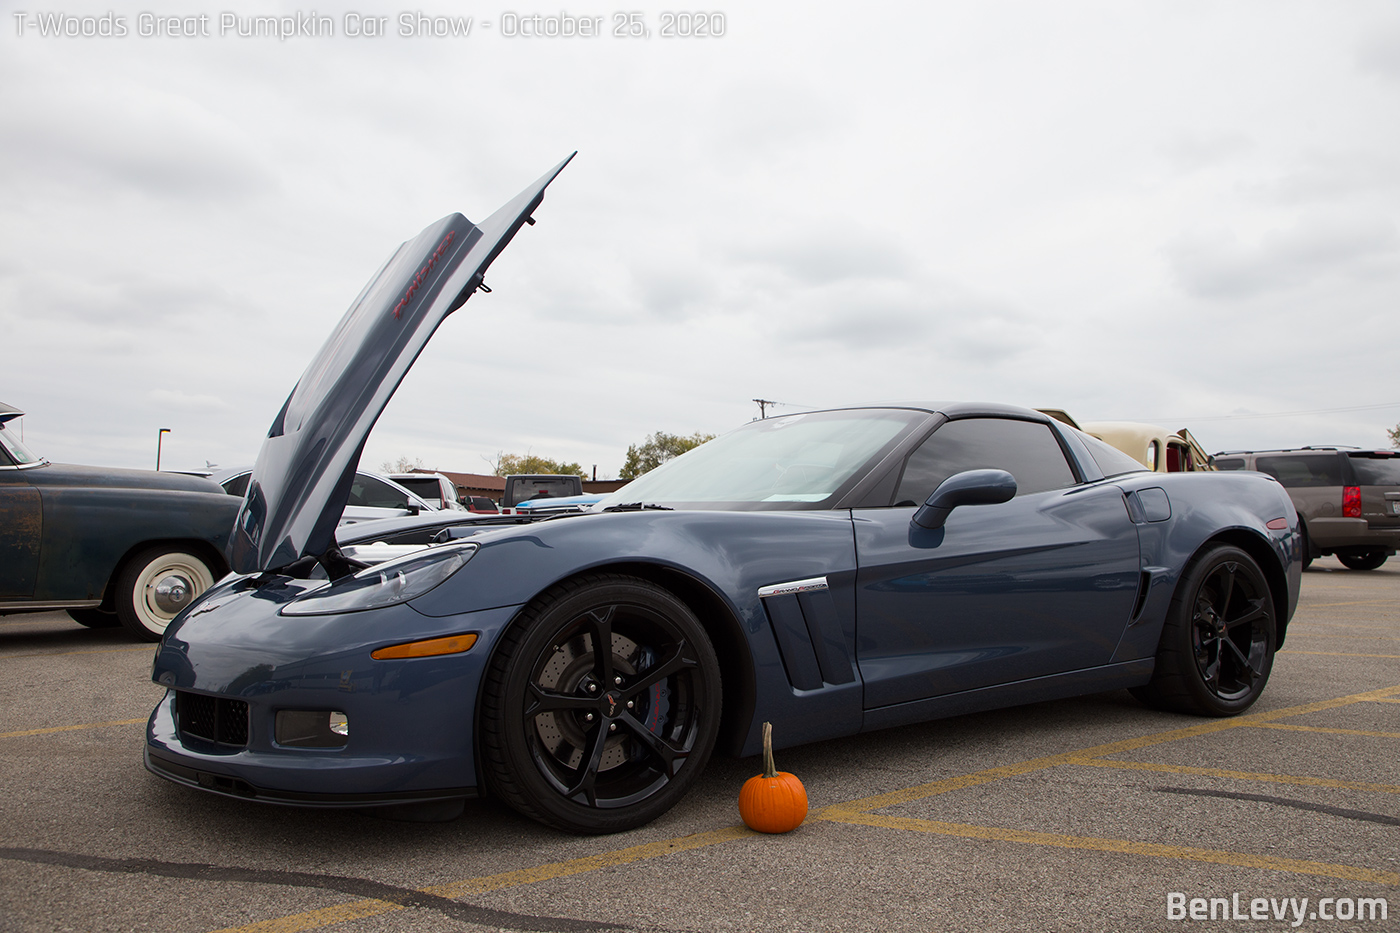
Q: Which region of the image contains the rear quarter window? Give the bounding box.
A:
[1349,455,1400,486]
[1255,454,1344,488]
[1212,458,1247,471]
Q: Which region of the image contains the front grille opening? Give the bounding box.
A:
[176,691,249,748]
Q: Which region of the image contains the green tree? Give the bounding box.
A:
[619,431,717,480]
[484,451,586,477]
[1388,423,1400,449]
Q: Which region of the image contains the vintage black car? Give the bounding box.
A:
[0,403,240,640]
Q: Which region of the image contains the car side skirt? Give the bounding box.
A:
[860,659,1154,733]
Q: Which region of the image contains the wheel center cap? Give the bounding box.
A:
[601,691,623,719]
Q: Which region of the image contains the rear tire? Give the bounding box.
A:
[115,548,215,641]
[481,573,721,834]
[1336,549,1387,571]
[1131,545,1276,716]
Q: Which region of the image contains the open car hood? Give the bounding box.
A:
[227,155,573,575]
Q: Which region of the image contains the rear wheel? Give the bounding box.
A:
[1298,522,1313,571]
[481,573,721,834]
[1131,545,1276,716]
[1336,549,1387,571]
[115,548,215,641]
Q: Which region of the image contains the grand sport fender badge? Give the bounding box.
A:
[757,576,829,598]
[392,230,456,319]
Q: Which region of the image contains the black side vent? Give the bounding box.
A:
[761,590,856,691]
[177,692,250,748]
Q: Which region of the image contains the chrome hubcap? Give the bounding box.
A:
[152,574,192,614]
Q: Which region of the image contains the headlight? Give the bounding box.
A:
[280,543,476,616]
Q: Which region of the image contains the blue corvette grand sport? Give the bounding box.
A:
[146,156,1302,833]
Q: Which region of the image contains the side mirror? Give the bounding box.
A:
[911,469,1017,530]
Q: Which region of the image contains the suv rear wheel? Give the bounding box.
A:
[1336,548,1388,571]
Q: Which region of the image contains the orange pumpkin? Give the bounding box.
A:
[738,721,807,833]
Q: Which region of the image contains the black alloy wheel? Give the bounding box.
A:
[1337,548,1388,571]
[481,573,721,834]
[1132,545,1277,716]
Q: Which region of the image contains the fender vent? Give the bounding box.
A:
[176,691,249,747]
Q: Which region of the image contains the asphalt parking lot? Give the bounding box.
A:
[1,556,1395,933]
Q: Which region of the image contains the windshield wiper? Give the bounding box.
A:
[602,502,674,512]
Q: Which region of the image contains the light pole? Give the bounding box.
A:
[156,428,171,471]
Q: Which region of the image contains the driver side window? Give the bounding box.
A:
[895,418,1076,506]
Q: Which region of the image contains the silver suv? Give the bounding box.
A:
[1213,447,1400,570]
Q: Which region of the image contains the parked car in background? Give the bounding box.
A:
[387,472,466,511]
[213,467,438,525]
[502,473,583,509]
[0,402,240,641]
[1039,410,1214,473]
[145,161,1301,835]
[464,495,500,514]
[513,492,606,514]
[1212,447,1400,570]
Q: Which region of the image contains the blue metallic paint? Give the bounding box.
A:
[141,163,1300,817]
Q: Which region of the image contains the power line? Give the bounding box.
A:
[1134,402,1400,424]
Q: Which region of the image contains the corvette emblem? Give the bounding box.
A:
[392,230,456,319]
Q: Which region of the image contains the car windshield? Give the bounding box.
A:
[395,477,444,500]
[0,422,43,465]
[595,408,927,510]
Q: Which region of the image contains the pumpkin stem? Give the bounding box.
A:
[761,721,776,778]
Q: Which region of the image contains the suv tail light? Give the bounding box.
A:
[1343,486,1362,518]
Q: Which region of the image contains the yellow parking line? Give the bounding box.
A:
[1247,722,1400,739]
[207,825,756,933]
[1282,627,1394,636]
[1281,651,1400,659]
[828,683,1400,815]
[1074,759,1400,795]
[203,682,1400,933]
[1304,599,1397,608]
[817,810,1400,886]
[0,718,146,739]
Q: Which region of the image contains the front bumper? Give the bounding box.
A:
[144,598,522,807]
[145,690,476,807]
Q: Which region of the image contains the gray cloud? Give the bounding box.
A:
[1356,22,1400,79]
[1167,214,1400,299]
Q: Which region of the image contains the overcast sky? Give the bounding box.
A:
[3,0,1398,478]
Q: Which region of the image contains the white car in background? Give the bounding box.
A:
[386,471,467,511]
[212,467,439,525]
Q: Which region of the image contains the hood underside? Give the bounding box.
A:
[228,155,574,575]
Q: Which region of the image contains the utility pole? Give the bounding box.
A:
[753,398,777,420]
[155,428,171,471]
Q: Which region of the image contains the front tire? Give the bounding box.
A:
[1337,549,1387,571]
[481,573,722,834]
[115,547,215,642]
[1131,545,1276,716]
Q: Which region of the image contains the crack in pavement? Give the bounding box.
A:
[0,846,635,932]
[1154,786,1400,827]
